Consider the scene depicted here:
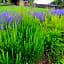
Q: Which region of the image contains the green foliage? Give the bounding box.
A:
[19,6,24,15]
[42,15,64,63]
[51,0,64,5]
[61,56,64,64]
[0,14,44,64]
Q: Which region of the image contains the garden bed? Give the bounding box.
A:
[0,6,64,64]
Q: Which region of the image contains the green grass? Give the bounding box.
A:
[0,6,45,12]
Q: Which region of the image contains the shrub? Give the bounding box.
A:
[42,15,64,63]
[0,14,44,64]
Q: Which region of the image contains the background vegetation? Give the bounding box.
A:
[51,0,64,5]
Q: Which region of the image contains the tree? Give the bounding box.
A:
[51,0,64,5]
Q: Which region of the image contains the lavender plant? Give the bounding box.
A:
[0,11,44,64]
[0,7,64,64]
[0,10,22,30]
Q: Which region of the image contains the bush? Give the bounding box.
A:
[42,15,64,63]
[0,14,44,64]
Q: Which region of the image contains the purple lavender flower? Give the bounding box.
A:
[43,17,45,21]
[33,12,44,18]
[8,16,12,20]
[2,11,6,16]
[0,26,1,30]
[2,23,4,25]
[0,10,23,30]
[5,19,8,22]
[15,16,17,19]
[20,18,22,21]
[0,13,2,19]
[16,21,18,24]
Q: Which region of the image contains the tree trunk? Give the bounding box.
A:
[10,0,20,5]
[17,0,20,5]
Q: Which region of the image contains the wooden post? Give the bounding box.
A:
[17,0,20,5]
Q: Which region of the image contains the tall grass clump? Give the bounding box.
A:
[42,14,64,63]
[0,13,44,64]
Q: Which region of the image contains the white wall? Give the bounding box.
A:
[33,0,54,4]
